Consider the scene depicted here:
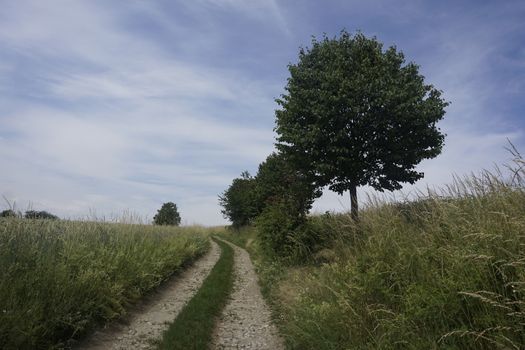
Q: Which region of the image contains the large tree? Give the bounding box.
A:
[275,31,448,220]
[153,202,181,226]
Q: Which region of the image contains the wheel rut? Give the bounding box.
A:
[211,240,284,350]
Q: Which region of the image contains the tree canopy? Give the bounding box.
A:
[153,202,181,226]
[218,171,258,228]
[255,152,320,216]
[275,30,448,220]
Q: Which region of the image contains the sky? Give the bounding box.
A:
[1,0,524,225]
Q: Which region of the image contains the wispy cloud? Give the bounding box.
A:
[187,0,292,38]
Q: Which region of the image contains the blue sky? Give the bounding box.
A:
[1,0,524,225]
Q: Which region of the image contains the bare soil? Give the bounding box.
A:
[75,240,221,350]
[211,240,284,350]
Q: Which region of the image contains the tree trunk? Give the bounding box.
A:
[350,185,358,222]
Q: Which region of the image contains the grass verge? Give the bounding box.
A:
[158,238,234,350]
[220,157,525,349]
[0,219,209,350]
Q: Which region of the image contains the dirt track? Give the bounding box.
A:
[75,238,283,349]
[76,240,221,350]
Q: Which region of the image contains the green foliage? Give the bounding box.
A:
[249,161,525,349]
[24,210,59,220]
[255,152,320,215]
[0,209,19,218]
[253,153,322,258]
[153,202,181,226]
[0,219,209,349]
[275,30,448,218]
[218,171,258,228]
[255,198,305,258]
[159,238,234,350]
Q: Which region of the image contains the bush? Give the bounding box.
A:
[256,199,301,257]
[0,209,19,218]
[256,198,328,262]
[24,210,58,220]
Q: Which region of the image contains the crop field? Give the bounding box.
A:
[0,219,209,349]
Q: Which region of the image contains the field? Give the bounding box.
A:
[0,219,209,349]
[221,160,525,349]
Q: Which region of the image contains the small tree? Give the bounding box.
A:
[218,171,258,228]
[153,202,181,226]
[275,31,448,220]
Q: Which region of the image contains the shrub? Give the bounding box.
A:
[24,210,59,220]
[255,198,332,262]
[0,209,19,218]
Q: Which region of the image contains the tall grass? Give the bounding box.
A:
[0,219,209,350]
[236,150,525,349]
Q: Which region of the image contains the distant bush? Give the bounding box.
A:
[0,209,19,218]
[24,210,59,220]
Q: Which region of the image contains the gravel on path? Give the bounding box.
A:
[212,240,284,350]
[75,240,221,350]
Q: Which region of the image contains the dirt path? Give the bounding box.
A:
[211,240,284,350]
[76,240,221,350]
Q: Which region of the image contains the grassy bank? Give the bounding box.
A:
[0,219,209,349]
[158,238,234,350]
[223,164,525,349]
